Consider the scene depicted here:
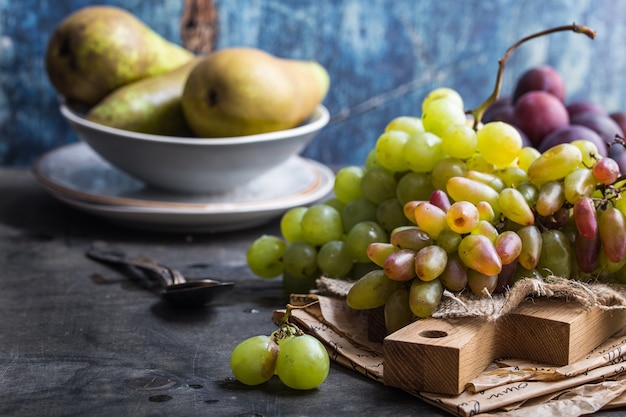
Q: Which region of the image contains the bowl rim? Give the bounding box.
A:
[60,102,330,146]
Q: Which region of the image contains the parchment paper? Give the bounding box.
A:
[273,277,626,416]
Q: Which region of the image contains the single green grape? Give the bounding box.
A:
[447,176,501,217]
[317,240,353,279]
[517,146,541,172]
[275,334,330,390]
[375,130,410,172]
[360,167,398,204]
[563,167,596,205]
[385,116,424,136]
[431,157,467,191]
[528,143,582,185]
[396,171,435,205]
[465,170,505,192]
[280,207,307,243]
[376,198,410,233]
[246,235,286,278]
[422,96,466,137]
[384,288,412,334]
[342,197,378,233]
[571,139,600,168]
[421,87,464,114]
[282,241,318,279]
[230,335,279,386]
[365,149,381,170]
[346,269,398,309]
[536,229,573,278]
[467,268,498,297]
[345,221,388,263]
[301,204,343,247]
[441,123,477,159]
[334,166,365,204]
[517,225,542,270]
[408,277,443,318]
[499,187,535,226]
[404,132,444,173]
[476,121,522,168]
[323,197,345,213]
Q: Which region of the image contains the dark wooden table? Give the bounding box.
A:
[0,168,452,417]
[2,167,625,417]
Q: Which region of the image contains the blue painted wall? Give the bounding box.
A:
[1,0,625,168]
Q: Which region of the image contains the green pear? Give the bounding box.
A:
[181,47,330,137]
[46,5,195,106]
[85,58,201,136]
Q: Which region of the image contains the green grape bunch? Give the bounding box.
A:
[246,24,626,335]
[230,304,330,390]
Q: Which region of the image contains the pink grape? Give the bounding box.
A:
[495,231,523,265]
[384,248,417,281]
[414,245,448,281]
[575,230,601,273]
[446,201,479,234]
[439,254,468,291]
[429,189,451,212]
[599,207,626,263]
[593,157,620,185]
[458,234,502,276]
[573,196,598,240]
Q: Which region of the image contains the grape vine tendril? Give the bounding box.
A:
[471,23,597,129]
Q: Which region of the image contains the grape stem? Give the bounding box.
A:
[470,23,596,129]
[272,301,320,341]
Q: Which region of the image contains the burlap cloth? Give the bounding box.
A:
[316,275,626,320]
[276,276,626,416]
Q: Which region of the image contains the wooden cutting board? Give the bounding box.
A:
[382,298,626,395]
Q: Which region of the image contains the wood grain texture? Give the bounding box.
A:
[383,298,626,395]
[0,168,451,417]
[2,1,626,167]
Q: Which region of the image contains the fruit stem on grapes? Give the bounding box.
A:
[470,23,596,129]
[271,301,320,341]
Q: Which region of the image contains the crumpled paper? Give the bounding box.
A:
[274,277,626,417]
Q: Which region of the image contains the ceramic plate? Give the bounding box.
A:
[33,143,335,232]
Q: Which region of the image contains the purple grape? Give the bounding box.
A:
[570,112,624,147]
[610,112,626,139]
[512,66,566,103]
[482,97,514,123]
[538,124,607,156]
[514,90,570,146]
[567,101,608,119]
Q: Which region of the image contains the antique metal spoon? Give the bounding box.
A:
[86,246,234,307]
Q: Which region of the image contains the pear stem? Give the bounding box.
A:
[470,23,596,129]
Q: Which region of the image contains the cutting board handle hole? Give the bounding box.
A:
[419,330,448,338]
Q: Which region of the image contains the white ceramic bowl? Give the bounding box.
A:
[59,103,330,194]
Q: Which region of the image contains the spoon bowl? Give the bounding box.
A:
[162,279,234,307]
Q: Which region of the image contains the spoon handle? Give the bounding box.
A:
[86,246,181,287]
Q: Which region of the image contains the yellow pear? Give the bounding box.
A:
[181,47,330,137]
[46,5,195,106]
[86,58,201,136]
